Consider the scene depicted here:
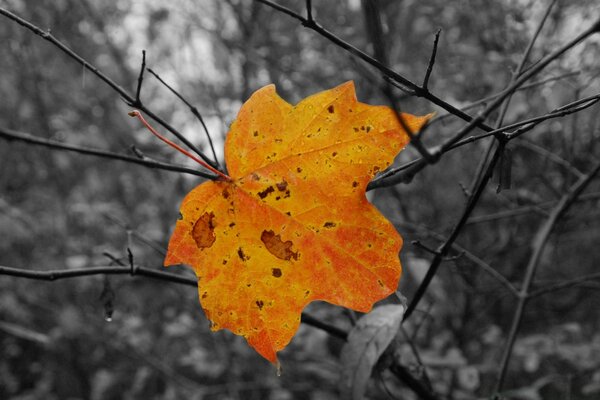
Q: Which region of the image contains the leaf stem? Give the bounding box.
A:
[129,110,232,181]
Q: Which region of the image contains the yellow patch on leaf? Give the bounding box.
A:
[164,81,430,363]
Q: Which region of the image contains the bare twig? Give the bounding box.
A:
[0,7,219,169]
[403,141,506,320]
[516,140,585,178]
[422,29,441,90]
[376,17,600,186]
[361,0,435,162]
[0,126,215,179]
[146,67,220,167]
[135,50,146,104]
[305,0,313,22]
[401,222,519,297]
[369,91,600,189]
[0,264,349,341]
[255,0,492,131]
[529,271,600,299]
[494,159,600,393]
[401,0,578,321]
[0,261,437,398]
[429,71,582,126]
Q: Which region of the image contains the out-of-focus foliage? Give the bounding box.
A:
[0,0,599,399]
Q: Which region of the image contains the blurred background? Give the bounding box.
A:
[1,0,600,399]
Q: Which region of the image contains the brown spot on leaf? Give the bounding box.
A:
[202,291,208,299]
[238,247,249,261]
[323,222,336,228]
[222,188,230,199]
[253,130,258,137]
[222,259,228,265]
[328,105,334,113]
[276,180,288,192]
[251,173,260,181]
[272,268,282,278]
[331,152,337,157]
[352,181,359,187]
[229,222,236,227]
[296,167,302,173]
[261,230,298,261]
[256,300,264,310]
[258,186,274,199]
[192,212,216,249]
[366,126,371,133]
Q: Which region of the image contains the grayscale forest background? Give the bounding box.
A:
[1,0,600,399]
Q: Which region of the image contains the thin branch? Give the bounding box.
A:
[429,70,582,126]
[255,0,493,132]
[0,126,215,179]
[400,5,591,319]
[0,261,438,398]
[0,7,219,169]
[103,214,167,257]
[403,141,506,320]
[440,18,599,152]
[494,159,600,393]
[0,264,197,286]
[146,67,220,167]
[305,0,313,22]
[422,29,441,90]
[486,0,556,193]
[361,0,435,162]
[0,264,347,341]
[135,50,146,104]
[369,92,600,189]
[453,93,600,147]
[401,222,519,297]
[516,140,585,178]
[258,1,598,186]
[529,272,600,299]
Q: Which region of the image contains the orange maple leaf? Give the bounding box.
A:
[164,82,429,363]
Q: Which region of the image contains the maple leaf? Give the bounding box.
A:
[164,81,429,363]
